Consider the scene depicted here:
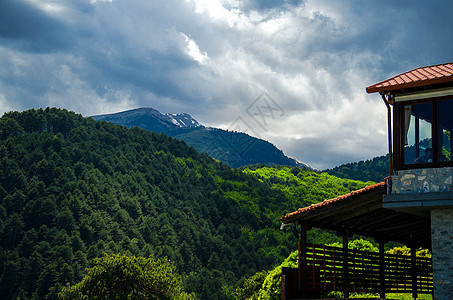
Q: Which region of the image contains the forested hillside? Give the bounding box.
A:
[0,108,371,299]
[324,154,389,183]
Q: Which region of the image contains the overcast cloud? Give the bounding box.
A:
[1,0,452,169]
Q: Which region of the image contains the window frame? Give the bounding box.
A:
[393,96,453,170]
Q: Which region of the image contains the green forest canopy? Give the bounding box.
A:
[59,252,193,299]
[324,155,389,183]
[0,108,374,299]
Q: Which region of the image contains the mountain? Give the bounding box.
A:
[0,108,370,299]
[92,107,201,133]
[92,108,310,169]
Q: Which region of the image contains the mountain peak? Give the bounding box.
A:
[91,107,201,129]
[91,107,313,169]
[164,112,201,128]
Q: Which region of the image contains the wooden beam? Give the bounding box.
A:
[376,219,424,233]
[433,101,439,164]
[415,115,420,158]
[379,242,385,298]
[298,222,307,299]
[340,210,394,229]
[315,200,383,225]
[358,210,403,230]
[343,230,349,298]
[411,247,418,299]
[394,103,402,170]
[308,219,430,249]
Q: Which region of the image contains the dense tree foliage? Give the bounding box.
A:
[234,270,268,300]
[324,155,390,183]
[0,108,373,299]
[239,165,373,218]
[59,252,193,299]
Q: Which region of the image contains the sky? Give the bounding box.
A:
[1,0,452,169]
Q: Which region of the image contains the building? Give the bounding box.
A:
[367,62,453,300]
[280,62,453,299]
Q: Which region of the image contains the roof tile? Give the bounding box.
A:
[366,62,453,94]
[280,182,386,222]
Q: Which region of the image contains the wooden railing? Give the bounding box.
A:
[282,243,433,299]
[303,243,433,295]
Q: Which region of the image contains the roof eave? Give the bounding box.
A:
[366,76,453,94]
[280,182,386,224]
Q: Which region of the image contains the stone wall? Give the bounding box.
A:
[391,167,453,194]
[431,208,453,300]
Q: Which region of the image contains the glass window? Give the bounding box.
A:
[397,98,453,169]
[404,103,432,165]
[438,99,453,162]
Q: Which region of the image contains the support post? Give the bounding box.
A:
[298,222,307,299]
[342,230,349,298]
[411,247,418,299]
[380,93,393,176]
[379,242,386,298]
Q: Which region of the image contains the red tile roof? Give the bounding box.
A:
[366,62,453,94]
[280,182,386,223]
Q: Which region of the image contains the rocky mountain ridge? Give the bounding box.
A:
[92,108,312,169]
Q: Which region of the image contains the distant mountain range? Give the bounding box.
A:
[92,108,310,169]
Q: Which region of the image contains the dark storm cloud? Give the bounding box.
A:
[242,0,304,11]
[0,0,74,52]
[0,0,205,112]
[0,0,452,168]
